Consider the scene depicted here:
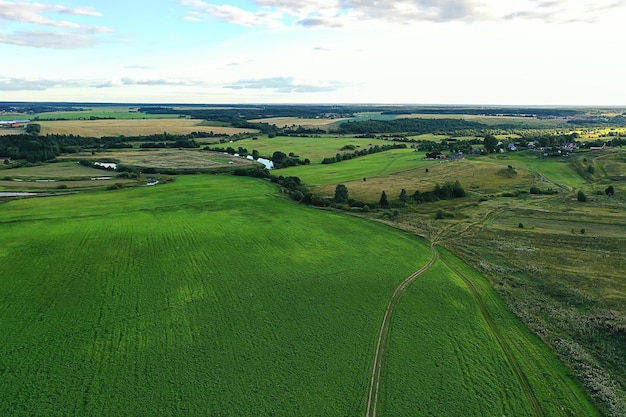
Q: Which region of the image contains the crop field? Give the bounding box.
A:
[382,250,598,416]
[0,175,434,416]
[0,174,599,416]
[35,119,257,137]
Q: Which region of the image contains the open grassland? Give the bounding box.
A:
[282,150,536,202]
[280,148,426,185]
[382,251,598,416]
[36,119,257,137]
[0,175,434,416]
[481,151,588,188]
[444,202,626,417]
[228,135,401,162]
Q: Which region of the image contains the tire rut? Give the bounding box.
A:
[439,251,544,417]
[364,244,438,417]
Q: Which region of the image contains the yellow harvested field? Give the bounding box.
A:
[247,117,348,128]
[37,119,258,137]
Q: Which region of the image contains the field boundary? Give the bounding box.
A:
[365,244,438,417]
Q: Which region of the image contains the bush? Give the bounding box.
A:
[518,223,524,228]
[577,190,587,202]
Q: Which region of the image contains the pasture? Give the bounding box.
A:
[35,119,257,137]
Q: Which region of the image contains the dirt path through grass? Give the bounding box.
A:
[365,244,438,417]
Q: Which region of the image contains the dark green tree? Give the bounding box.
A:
[605,185,615,196]
[379,191,389,208]
[25,123,41,135]
[452,180,466,197]
[399,188,409,202]
[334,184,349,203]
[483,134,498,153]
[577,190,587,202]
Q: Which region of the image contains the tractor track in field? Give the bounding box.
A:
[365,221,544,417]
[440,254,545,417]
[364,244,438,417]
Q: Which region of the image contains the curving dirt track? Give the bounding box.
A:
[364,242,544,417]
[364,244,438,417]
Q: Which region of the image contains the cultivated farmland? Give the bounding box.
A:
[35,118,257,137]
[0,174,598,416]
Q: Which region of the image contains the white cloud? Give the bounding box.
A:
[0,30,102,48]
[226,76,348,93]
[179,0,625,28]
[0,1,112,48]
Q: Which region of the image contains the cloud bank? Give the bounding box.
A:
[0,1,112,48]
[181,0,625,27]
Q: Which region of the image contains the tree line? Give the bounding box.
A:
[321,143,407,164]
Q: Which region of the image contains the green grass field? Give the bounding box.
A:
[0,174,599,416]
[0,175,433,416]
[481,151,587,188]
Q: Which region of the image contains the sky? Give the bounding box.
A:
[0,0,625,105]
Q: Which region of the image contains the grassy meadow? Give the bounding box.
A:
[227,135,404,163]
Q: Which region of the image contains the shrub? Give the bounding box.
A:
[577,190,587,202]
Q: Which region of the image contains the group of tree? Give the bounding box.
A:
[418,137,481,154]
[0,131,226,164]
[336,118,486,135]
[270,151,310,168]
[410,180,467,203]
[321,143,407,165]
[332,180,466,211]
[139,139,199,149]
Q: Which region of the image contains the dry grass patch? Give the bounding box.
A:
[314,160,535,202]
